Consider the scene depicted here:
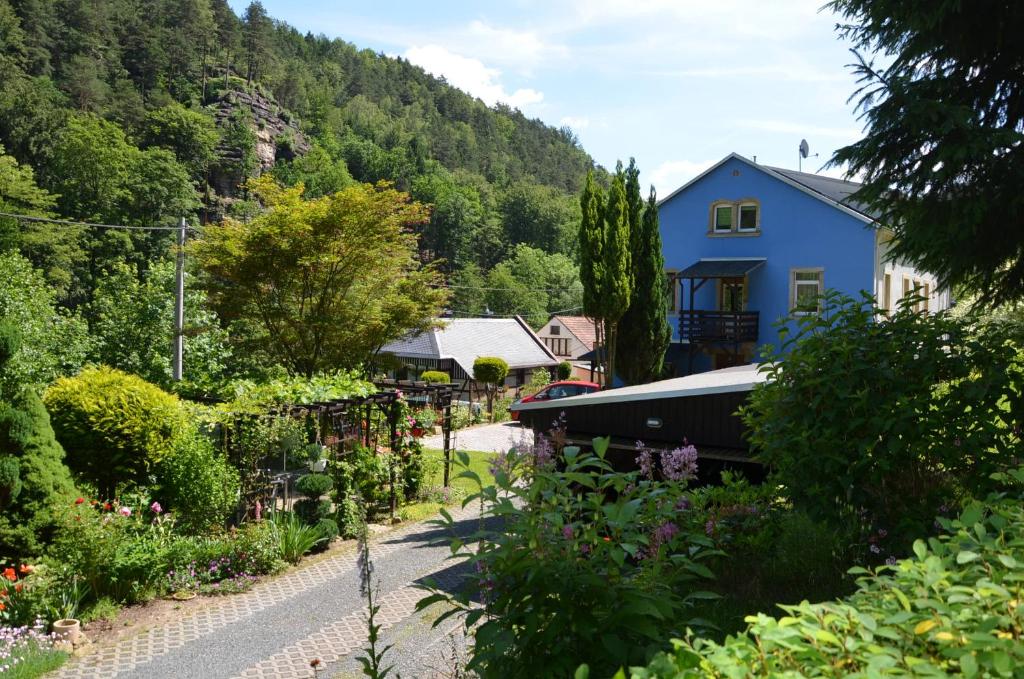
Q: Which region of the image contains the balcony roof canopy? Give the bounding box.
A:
[677,258,767,279]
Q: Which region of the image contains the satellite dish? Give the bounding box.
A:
[799,139,810,159]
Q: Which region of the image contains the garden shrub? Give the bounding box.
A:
[295,473,333,499]
[744,292,1024,557]
[419,435,718,678]
[333,443,390,511]
[314,517,339,544]
[557,361,572,380]
[270,511,324,564]
[420,370,450,384]
[334,495,362,539]
[154,432,240,533]
[0,323,77,560]
[0,455,20,508]
[473,356,509,421]
[295,499,333,525]
[624,478,1024,678]
[44,366,191,498]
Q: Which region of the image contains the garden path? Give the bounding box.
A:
[422,421,525,454]
[50,501,483,679]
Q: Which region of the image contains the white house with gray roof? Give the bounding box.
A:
[378,316,559,392]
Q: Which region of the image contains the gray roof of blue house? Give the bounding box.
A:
[767,166,880,220]
[379,316,559,377]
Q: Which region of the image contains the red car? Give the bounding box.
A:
[510,380,601,420]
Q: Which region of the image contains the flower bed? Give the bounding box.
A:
[0,620,67,678]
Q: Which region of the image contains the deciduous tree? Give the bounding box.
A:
[191,178,448,375]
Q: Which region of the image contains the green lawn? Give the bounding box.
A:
[397,448,495,523]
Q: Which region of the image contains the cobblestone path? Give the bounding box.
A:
[51,503,481,679]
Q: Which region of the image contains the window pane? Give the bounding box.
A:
[714,205,732,229]
[550,326,560,335]
[795,282,819,311]
[795,271,820,282]
[739,205,757,230]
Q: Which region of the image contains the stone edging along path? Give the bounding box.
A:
[51,501,481,679]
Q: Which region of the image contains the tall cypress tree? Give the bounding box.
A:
[600,166,631,386]
[579,169,605,374]
[617,185,670,383]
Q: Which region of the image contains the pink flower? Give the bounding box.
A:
[562,524,573,540]
[119,506,132,517]
[150,501,162,514]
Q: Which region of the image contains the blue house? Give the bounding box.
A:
[659,153,950,375]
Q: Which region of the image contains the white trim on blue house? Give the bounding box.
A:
[657,153,875,225]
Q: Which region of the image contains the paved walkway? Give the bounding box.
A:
[422,421,527,454]
[52,502,483,679]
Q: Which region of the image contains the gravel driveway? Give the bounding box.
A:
[421,421,529,454]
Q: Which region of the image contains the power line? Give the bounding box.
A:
[433,282,579,294]
[0,211,196,232]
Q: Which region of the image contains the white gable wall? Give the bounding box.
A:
[536,318,589,360]
[874,230,952,313]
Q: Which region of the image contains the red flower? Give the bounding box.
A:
[103,502,112,511]
[2,567,15,582]
[0,601,6,611]
[18,564,32,575]
[75,497,85,505]
[14,583,23,593]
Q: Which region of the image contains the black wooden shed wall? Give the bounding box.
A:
[517,389,751,460]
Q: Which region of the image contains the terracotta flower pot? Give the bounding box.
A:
[411,427,425,438]
[52,618,81,645]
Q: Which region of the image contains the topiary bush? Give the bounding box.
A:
[154,432,240,533]
[0,322,78,560]
[44,366,191,498]
[420,370,450,384]
[314,517,339,545]
[473,356,509,422]
[295,499,333,525]
[623,480,1024,678]
[557,361,572,380]
[295,473,333,499]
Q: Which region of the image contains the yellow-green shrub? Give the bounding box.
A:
[44,366,190,498]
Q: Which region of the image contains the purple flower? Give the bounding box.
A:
[877,528,888,538]
[705,519,715,536]
[150,501,162,514]
[676,496,691,511]
[661,444,698,482]
[579,543,591,555]
[533,434,554,469]
[562,524,573,540]
[635,441,655,480]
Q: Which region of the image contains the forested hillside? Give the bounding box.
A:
[0,0,598,327]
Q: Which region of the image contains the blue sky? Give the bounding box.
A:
[232,0,869,196]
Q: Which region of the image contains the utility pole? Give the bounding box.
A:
[173,217,186,381]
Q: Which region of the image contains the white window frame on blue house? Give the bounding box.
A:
[712,203,733,233]
[737,203,759,232]
[790,267,824,315]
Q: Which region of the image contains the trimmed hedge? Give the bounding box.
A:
[472,357,509,385]
[45,366,190,498]
[420,370,450,384]
[620,482,1024,678]
[557,361,572,380]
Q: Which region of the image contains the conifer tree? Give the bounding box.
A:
[600,166,631,385]
[578,169,605,376]
[617,185,670,384]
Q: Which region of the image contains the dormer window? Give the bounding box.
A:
[713,204,733,232]
[738,203,758,231]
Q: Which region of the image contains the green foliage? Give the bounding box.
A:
[314,517,339,544]
[578,169,605,321]
[222,371,374,410]
[626,488,1024,677]
[617,184,670,384]
[557,361,572,380]
[522,368,552,397]
[295,473,333,499]
[472,357,509,386]
[44,366,191,498]
[744,292,1024,554]
[192,179,448,375]
[333,444,391,511]
[154,432,240,533]
[270,511,325,564]
[485,244,584,328]
[271,141,353,198]
[88,260,232,396]
[419,370,450,384]
[0,454,20,508]
[294,499,333,525]
[0,321,77,560]
[828,0,1024,306]
[0,252,89,393]
[600,167,632,384]
[140,103,220,181]
[420,438,716,678]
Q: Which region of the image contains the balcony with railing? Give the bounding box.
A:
[679,310,759,344]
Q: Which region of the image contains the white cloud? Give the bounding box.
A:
[650,159,718,197]
[465,20,568,73]
[404,45,544,109]
[559,115,590,130]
